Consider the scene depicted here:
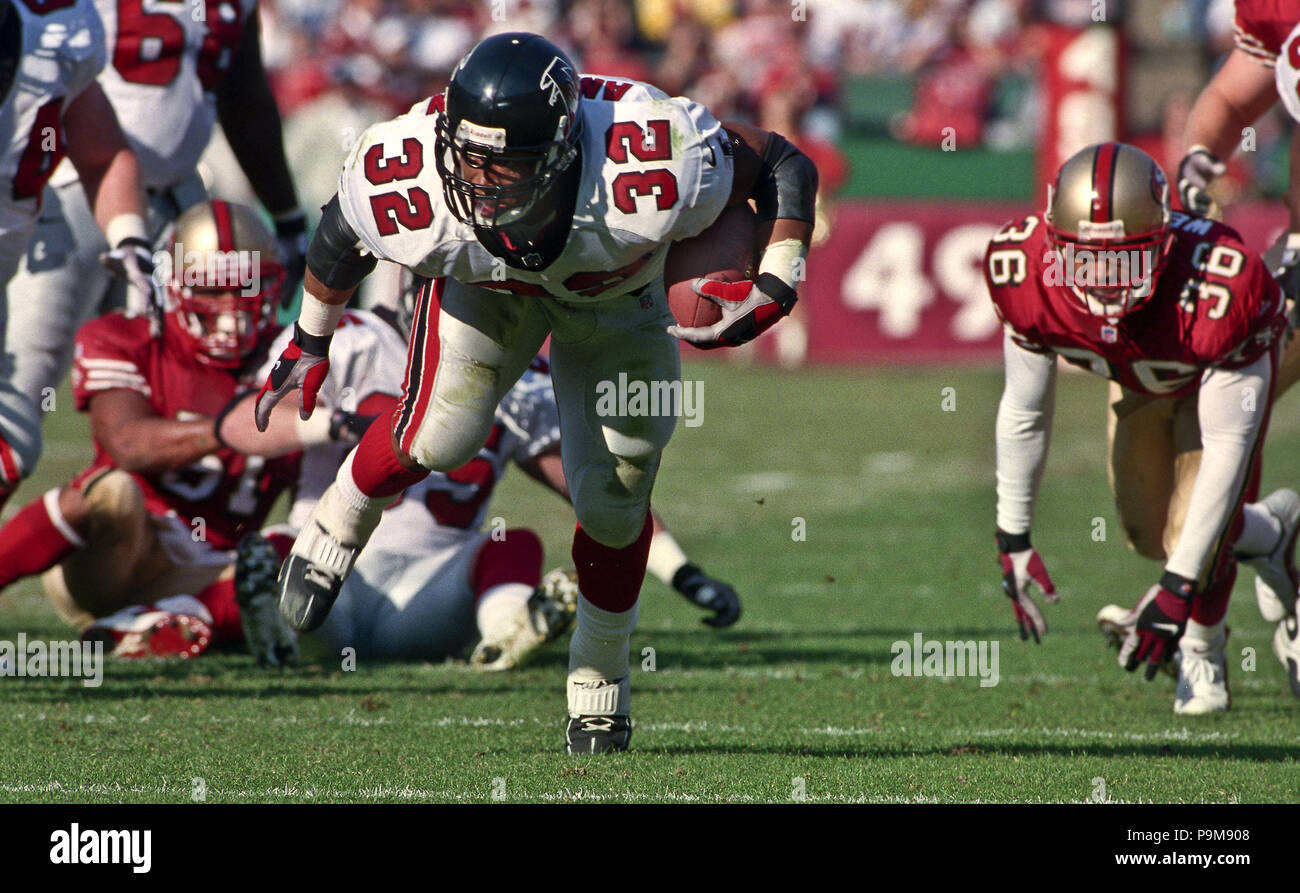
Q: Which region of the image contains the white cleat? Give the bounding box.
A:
[1241,489,1300,623]
[1173,633,1230,715]
[471,568,577,672]
[1272,614,1300,699]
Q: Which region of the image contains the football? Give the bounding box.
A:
[664,204,759,329]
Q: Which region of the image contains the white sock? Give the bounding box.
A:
[646,530,689,585]
[1183,617,1226,647]
[313,451,394,545]
[476,583,533,642]
[1235,502,1283,557]
[567,594,637,682]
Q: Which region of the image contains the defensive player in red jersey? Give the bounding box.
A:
[0,200,307,663]
[252,34,816,752]
[987,142,1300,714]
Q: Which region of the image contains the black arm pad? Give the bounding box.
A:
[752,132,819,224]
[306,194,378,290]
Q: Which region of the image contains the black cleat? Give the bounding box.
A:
[565,715,632,754]
[235,533,298,667]
[277,521,357,633]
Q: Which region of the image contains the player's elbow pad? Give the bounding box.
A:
[307,195,378,290]
[753,132,819,224]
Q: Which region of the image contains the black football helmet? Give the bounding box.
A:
[434,32,583,268]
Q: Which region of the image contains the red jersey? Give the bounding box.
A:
[70,312,300,551]
[986,212,1287,398]
[1234,0,1300,62]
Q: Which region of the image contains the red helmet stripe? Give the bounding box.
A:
[211,199,235,252]
[1091,143,1119,223]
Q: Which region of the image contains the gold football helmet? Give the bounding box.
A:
[1044,142,1173,317]
[164,200,284,367]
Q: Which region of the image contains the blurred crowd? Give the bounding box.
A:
[240,0,1292,214]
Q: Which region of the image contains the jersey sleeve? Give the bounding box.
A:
[985,219,1051,354]
[70,314,152,410]
[1191,242,1287,370]
[1234,0,1285,64]
[335,109,454,272]
[498,366,561,464]
[664,98,735,241]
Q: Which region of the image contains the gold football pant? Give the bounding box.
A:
[1106,382,1203,565]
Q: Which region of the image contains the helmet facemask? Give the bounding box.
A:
[435,111,580,232]
[1044,217,1173,317]
[167,254,284,368]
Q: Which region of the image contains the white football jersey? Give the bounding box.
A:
[49,0,255,190]
[0,0,105,239]
[336,75,735,305]
[256,309,409,529]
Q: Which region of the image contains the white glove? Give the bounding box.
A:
[100,237,163,335]
[1176,146,1226,216]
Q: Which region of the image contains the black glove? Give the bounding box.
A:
[274,210,309,309]
[328,409,377,443]
[673,563,741,628]
[1118,574,1194,681]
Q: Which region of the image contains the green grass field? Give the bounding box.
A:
[1,360,1298,804]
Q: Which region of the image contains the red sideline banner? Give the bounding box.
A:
[752,199,1291,367]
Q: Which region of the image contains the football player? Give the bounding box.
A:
[0,201,308,664]
[1177,0,1300,334]
[3,0,306,448]
[0,0,155,512]
[987,142,1300,713]
[219,299,741,667]
[253,33,816,752]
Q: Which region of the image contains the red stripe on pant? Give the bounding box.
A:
[0,434,21,487]
[395,277,444,456]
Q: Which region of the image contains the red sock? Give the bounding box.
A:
[471,528,543,601]
[0,492,80,591]
[194,579,244,643]
[349,413,429,498]
[571,513,653,614]
[1191,564,1236,626]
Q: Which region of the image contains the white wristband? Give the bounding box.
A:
[295,409,334,447]
[758,238,807,291]
[104,213,148,248]
[1286,232,1300,253]
[298,292,345,338]
[647,529,690,585]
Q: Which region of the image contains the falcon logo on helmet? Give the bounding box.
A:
[434,33,583,248]
[1044,142,1174,317]
[164,200,285,368]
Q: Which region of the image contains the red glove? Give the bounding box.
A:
[1118,576,1194,680]
[254,323,331,432]
[667,273,796,349]
[996,530,1057,643]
